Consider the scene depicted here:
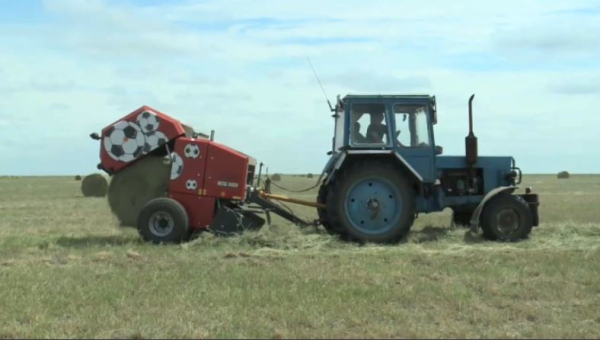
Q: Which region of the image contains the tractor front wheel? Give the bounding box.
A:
[480,194,533,241]
[137,197,190,244]
[326,160,416,243]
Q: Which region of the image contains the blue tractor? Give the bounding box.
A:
[316,94,540,243]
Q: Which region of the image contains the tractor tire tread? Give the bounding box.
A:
[480,194,533,242]
[317,183,340,235]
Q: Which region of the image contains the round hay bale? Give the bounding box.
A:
[75,175,82,181]
[108,156,171,227]
[271,174,282,182]
[81,174,108,197]
[307,173,314,178]
[557,171,570,179]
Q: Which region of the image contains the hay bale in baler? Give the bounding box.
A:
[108,156,171,227]
[557,171,570,179]
[81,174,108,197]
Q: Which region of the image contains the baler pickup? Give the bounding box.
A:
[208,184,323,235]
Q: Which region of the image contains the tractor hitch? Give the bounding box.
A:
[245,188,313,228]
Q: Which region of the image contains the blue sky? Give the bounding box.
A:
[0,0,599,175]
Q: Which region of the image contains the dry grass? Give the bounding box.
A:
[0,174,599,338]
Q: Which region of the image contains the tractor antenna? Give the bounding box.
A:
[306,56,334,112]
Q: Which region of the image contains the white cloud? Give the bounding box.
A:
[0,0,599,175]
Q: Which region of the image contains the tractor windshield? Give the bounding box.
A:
[394,104,430,147]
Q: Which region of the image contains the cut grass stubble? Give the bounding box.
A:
[0,174,599,338]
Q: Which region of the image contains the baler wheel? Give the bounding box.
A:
[326,160,416,244]
[480,194,533,242]
[137,197,190,244]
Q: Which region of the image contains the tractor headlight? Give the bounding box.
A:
[506,168,522,185]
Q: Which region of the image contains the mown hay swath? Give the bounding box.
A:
[81,174,108,197]
[108,156,171,227]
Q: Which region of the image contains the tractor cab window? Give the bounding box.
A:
[351,103,389,145]
[394,104,430,148]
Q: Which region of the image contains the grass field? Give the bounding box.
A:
[1,174,599,338]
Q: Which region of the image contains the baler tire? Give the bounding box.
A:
[480,194,533,242]
[326,160,416,244]
[137,197,190,244]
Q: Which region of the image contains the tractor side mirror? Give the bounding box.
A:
[435,145,443,155]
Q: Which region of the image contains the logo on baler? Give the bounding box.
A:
[144,131,168,154]
[184,144,200,159]
[170,152,184,180]
[137,110,160,133]
[103,110,168,162]
[186,179,198,190]
[217,181,239,188]
[103,121,145,162]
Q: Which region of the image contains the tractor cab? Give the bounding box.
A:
[331,94,441,183]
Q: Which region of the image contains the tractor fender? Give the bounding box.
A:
[324,150,423,186]
[469,186,518,232]
[324,152,347,185]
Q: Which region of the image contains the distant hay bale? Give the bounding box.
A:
[271,174,282,181]
[81,174,108,197]
[108,156,171,227]
[74,175,82,181]
[307,173,314,178]
[557,171,570,179]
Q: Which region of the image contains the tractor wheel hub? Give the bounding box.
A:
[344,177,403,235]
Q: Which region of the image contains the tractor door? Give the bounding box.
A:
[391,102,436,182]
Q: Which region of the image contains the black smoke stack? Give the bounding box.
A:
[465,94,478,166]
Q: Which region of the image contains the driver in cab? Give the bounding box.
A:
[367,111,388,144]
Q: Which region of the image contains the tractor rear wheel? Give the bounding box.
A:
[137,197,190,244]
[480,194,533,241]
[326,160,416,243]
[317,183,339,235]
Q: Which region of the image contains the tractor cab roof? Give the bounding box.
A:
[342,94,434,101]
[337,94,438,124]
[339,94,436,109]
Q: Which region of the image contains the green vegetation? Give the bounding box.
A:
[0,174,599,338]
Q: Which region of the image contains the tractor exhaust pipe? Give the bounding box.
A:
[465,94,478,166]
